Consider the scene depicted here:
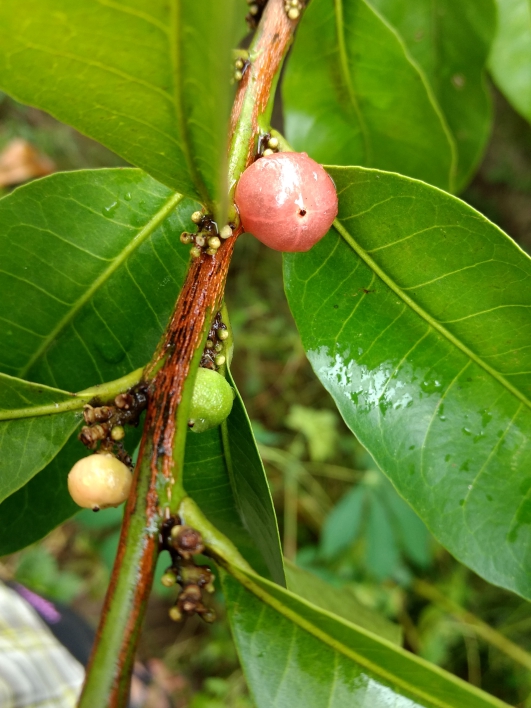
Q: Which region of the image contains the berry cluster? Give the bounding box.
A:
[180,211,234,259]
[200,311,229,371]
[160,520,216,624]
[79,387,148,467]
[284,0,303,20]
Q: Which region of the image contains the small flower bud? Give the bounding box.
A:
[235,58,244,70]
[205,339,214,349]
[171,525,205,558]
[191,211,203,224]
[195,234,206,247]
[263,148,274,157]
[180,232,192,244]
[161,570,177,588]
[205,247,217,256]
[214,354,226,367]
[200,608,216,623]
[115,393,134,410]
[219,225,233,239]
[234,70,243,81]
[214,342,223,352]
[208,236,221,249]
[249,3,259,14]
[110,425,125,441]
[268,137,279,149]
[288,6,300,19]
[190,246,202,258]
[169,606,183,622]
[217,328,229,341]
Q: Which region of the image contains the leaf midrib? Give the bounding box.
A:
[333,0,371,164]
[230,566,508,708]
[17,191,185,380]
[333,217,531,413]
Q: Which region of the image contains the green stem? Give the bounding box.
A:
[179,495,252,572]
[413,579,531,672]
[0,367,144,421]
[78,440,161,706]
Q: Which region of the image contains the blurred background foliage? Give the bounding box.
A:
[1,79,531,707]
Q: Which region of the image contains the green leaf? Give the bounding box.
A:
[285,559,402,644]
[0,168,194,553]
[284,166,531,600]
[0,374,80,503]
[368,0,496,190]
[0,434,81,556]
[222,566,509,708]
[366,493,400,580]
[185,369,285,585]
[489,0,531,124]
[320,485,366,559]
[0,168,194,391]
[282,0,456,190]
[0,0,243,215]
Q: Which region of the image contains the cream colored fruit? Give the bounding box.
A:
[68,453,132,510]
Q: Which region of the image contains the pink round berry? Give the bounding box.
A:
[235,152,338,252]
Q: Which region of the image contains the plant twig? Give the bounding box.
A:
[78,2,301,705]
[413,579,531,673]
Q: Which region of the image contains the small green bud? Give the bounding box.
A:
[268,136,279,149]
[110,425,125,441]
[200,608,216,623]
[180,232,192,244]
[263,148,274,156]
[235,58,244,70]
[288,6,300,19]
[208,236,221,249]
[214,342,223,353]
[234,70,243,82]
[189,368,234,433]
[161,571,177,588]
[249,3,259,14]
[214,354,226,367]
[205,247,217,256]
[217,328,229,341]
[205,339,214,349]
[191,211,203,224]
[195,234,206,247]
[190,246,202,258]
[219,225,233,239]
[169,606,183,622]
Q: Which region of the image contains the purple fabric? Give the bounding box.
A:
[14,583,61,624]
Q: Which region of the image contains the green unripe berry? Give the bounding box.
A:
[217,328,229,341]
[190,246,202,258]
[214,354,226,367]
[189,368,234,434]
[208,236,221,249]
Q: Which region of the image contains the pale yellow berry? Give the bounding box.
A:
[219,225,233,239]
[68,454,131,510]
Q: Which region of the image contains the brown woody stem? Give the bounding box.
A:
[77,1,300,706]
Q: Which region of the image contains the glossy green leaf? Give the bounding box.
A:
[489,0,531,124]
[369,0,496,190]
[184,368,285,585]
[0,374,80,503]
[0,167,194,552]
[0,1,242,215]
[282,0,455,190]
[0,168,194,391]
[284,560,402,644]
[0,433,84,556]
[284,166,531,600]
[222,566,509,708]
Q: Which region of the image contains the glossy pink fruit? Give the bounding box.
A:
[235,152,338,252]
